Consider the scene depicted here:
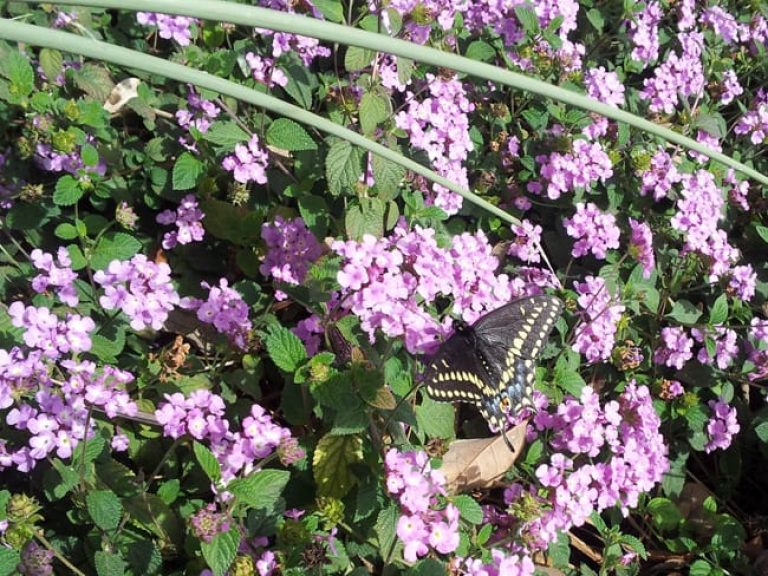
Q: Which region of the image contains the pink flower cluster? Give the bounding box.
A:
[260,216,324,300]
[563,202,620,260]
[517,382,668,547]
[34,141,106,178]
[333,222,523,354]
[639,149,681,201]
[585,67,625,108]
[222,134,269,184]
[640,31,704,114]
[176,89,220,151]
[395,74,474,215]
[156,193,206,250]
[704,399,739,453]
[653,326,694,369]
[530,140,613,200]
[628,219,655,278]
[572,276,625,364]
[180,279,252,350]
[691,327,739,370]
[734,90,768,145]
[457,550,535,576]
[94,254,180,331]
[190,503,231,543]
[508,220,542,264]
[385,449,459,562]
[8,303,94,359]
[30,247,79,306]
[136,12,196,45]
[245,52,288,88]
[628,1,662,65]
[155,391,303,483]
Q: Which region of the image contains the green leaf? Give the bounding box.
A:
[72,63,113,101]
[313,0,345,23]
[344,46,375,71]
[514,5,540,34]
[6,203,59,231]
[313,433,363,498]
[345,197,385,240]
[3,49,34,97]
[689,560,713,576]
[647,497,682,532]
[266,118,317,151]
[90,232,142,271]
[408,559,445,576]
[451,494,483,524]
[586,8,604,32]
[0,548,20,576]
[375,505,399,560]
[95,551,127,576]
[359,91,389,136]
[264,325,307,373]
[465,40,496,62]
[666,299,702,325]
[54,222,80,240]
[283,62,314,109]
[202,121,250,148]
[87,489,123,531]
[53,175,84,206]
[554,368,585,397]
[201,528,240,576]
[172,152,205,190]
[755,421,768,443]
[709,294,728,325]
[371,153,406,200]
[298,195,330,237]
[194,441,222,484]
[756,225,768,244]
[200,199,264,245]
[326,139,363,196]
[39,48,64,86]
[90,327,126,362]
[415,397,455,439]
[226,469,289,510]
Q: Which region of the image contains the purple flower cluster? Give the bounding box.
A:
[504,382,669,549]
[293,315,324,356]
[508,220,542,264]
[653,326,694,369]
[691,327,739,370]
[530,140,613,200]
[30,247,79,306]
[734,90,768,145]
[572,276,625,364]
[34,142,106,178]
[271,32,331,67]
[8,303,94,359]
[60,360,138,419]
[260,216,324,300]
[640,32,704,114]
[585,67,625,107]
[701,6,742,44]
[180,279,252,350]
[704,399,739,453]
[17,540,54,575]
[155,392,303,483]
[190,503,231,543]
[94,255,180,331]
[689,130,722,164]
[456,550,535,576]
[245,53,288,87]
[333,222,522,354]
[719,69,744,106]
[385,449,459,562]
[176,89,220,151]
[628,1,662,65]
[395,74,474,215]
[222,134,269,184]
[136,12,196,45]
[728,264,757,302]
[156,193,206,250]
[725,169,750,211]
[639,148,681,201]
[563,203,620,260]
[747,320,768,382]
[628,219,655,278]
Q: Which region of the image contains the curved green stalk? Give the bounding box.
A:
[0,19,517,225]
[11,0,768,186]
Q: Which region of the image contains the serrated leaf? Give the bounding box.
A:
[326,140,363,196]
[200,199,264,245]
[345,197,385,240]
[3,49,34,97]
[514,5,540,34]
[359,92,389,136]
[298,195,330,237]
[756,225,768,244]
[264,325,307,372]
[226,469,289,509]
[89,328,126,362]
[90,232,142,271]
[266,118,317,151]
[586,8,604,32]
[371,153,405,199]
[283,63,314,109]
[375,505,399,559]
[73,63,114,101]
[54,222,79,240]
[39,48,64,85]
[666,299,702,325]
[755,421,768,443]
[172,152,204,190]
[53,175,83,206]
[313,0,345,22]
[465,40,496,62]
[87,489,123,531]
[313,433,363,498]
[194,441,222,484]
[95,551,127,576]
[647,497,682,532]
[415,397,455,439]
[451,494,483,524]
[709,294,728,326]
[0,547,20,576]
[201,528,239,576]
[201,121,250,147]
[345,46,375,71]
[554,368,585,397]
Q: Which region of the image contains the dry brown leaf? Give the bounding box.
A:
[441,423,526,493]
[103,77,140,113]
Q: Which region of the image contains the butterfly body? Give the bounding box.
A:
[423,295,563,435]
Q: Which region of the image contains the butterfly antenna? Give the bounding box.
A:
[502,428,515,453]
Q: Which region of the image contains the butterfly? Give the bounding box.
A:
[423,294,563,449]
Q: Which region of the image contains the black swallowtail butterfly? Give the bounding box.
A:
[423,294,563,447]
